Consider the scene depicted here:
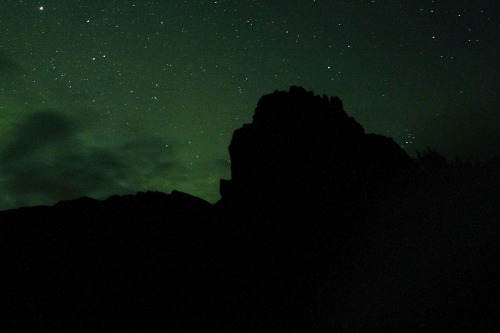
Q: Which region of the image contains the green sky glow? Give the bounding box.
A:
[0,0,498,210]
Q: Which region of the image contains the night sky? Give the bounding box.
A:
[0,0,498,210]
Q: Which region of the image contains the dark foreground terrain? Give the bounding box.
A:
[1,87,499,331]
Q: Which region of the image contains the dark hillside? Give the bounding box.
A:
[1,87,498,331]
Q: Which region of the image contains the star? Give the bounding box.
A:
[0,0,496,210]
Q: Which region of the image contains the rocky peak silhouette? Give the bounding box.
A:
[220,86,412,212]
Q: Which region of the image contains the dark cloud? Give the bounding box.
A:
[4,110,77,159]
[0,48,96,112]
[0,110,179,209]
[0,48,19,73]
[0,48,30,103]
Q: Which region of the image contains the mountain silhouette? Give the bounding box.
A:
[1,87,498,331]
[220,86,413,215]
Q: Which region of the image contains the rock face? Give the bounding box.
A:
[220,86,412,210]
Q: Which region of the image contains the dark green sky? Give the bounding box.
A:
[0,0,498,210]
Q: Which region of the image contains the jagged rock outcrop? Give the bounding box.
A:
[220,86,412,212]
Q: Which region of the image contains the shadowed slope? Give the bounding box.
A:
[1,87,498,332]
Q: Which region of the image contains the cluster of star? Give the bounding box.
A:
[0,0,496,210]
